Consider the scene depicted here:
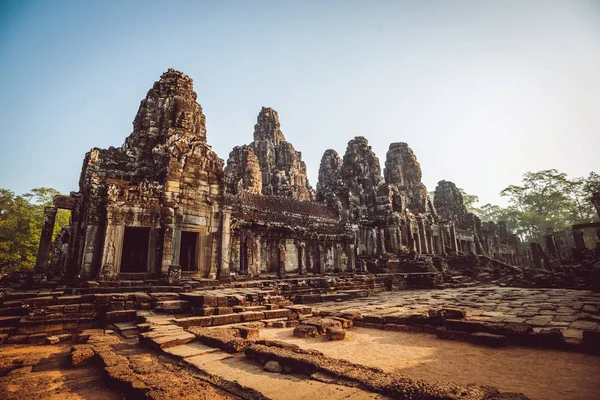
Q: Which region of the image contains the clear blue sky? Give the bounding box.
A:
[1,0,599,207]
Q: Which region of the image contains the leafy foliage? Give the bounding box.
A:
[467,170,599,243]
[0,188,70,273]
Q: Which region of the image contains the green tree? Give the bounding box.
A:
[497,169,599,243]
[458,188,480,215]
[0,187,70,273]
[566,172,600,224]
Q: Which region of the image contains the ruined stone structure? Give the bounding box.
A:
[38,69,525,280]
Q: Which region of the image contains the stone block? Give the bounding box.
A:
[212,314,241,326]
[263,309,291,319]
[192,306,216,316]
[436,328,468,342]
[237,326,260,339]
[180,293,217,307]
[293,324,318,338]
[217,297,229,307]
[151,292,181,302]
[326,327,346,340]
[468,332,508,347]
[46,336,60,345]
[0,315,22,328]
[105,310,136,324]
[362,314,384,325]
[444,319,486,333]
[239,311,265,322]
[154,300,190,313]
[215,307,234,315]
[7,335,29,344]
[175,316,212,329]
[29,333,47,345]
[56,296,82,305]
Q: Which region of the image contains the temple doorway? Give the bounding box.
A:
[180,231,198,271]
[120,227,150,272]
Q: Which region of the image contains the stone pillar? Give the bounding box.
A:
[573,230,587,250]
[348,243,356,272]
[376,227,385,255]
[219,209,232,279]
[297,241,305,275]
[406,220,416,251]
[427,228,435,255]
[530,242,543,269]
[417,218,428,254]
[239,230,247,274]
[449,223,458,253]
[592,192,600,219]
[317,244,325,274]
[335,243,343,271]
[544,234,559,258]
[278,241,286,278]
[100,223,124,278]
[439,228,446,256]
[35,206,57,274]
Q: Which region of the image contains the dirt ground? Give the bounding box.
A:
[0,344,124,400]
[261,327,600,400]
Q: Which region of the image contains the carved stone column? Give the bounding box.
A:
[35,206,57,274]
[573,230,587,250]
[449,223,458,253]
[219,209,232,279]
[278,241,286,278]
[530,242,543,269]
[298,241,305,275]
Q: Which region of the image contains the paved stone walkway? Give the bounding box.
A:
[314,286,600,338]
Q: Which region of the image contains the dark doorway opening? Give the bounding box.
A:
[120,227,150,273]
[180,231,198,271]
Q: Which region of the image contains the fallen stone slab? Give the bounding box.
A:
[244,344,529,399]
[163,342,219,359]
[147,331,196,349]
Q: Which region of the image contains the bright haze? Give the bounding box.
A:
[1,0,599,206]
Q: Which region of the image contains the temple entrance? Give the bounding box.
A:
[120,227,149,272]
[180,231,198,271]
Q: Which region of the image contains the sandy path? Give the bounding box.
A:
[261,327,600,400]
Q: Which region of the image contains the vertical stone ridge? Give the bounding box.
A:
[225,106,314,200]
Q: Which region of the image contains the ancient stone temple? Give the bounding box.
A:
[37,69,525,280]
